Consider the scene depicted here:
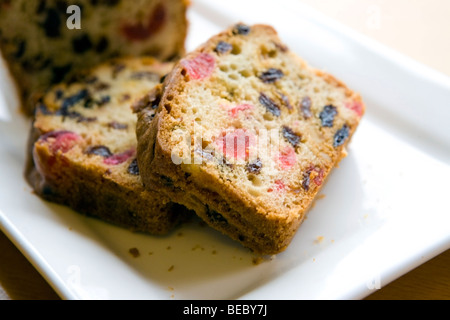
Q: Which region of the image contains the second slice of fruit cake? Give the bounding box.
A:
[136,23,365,254]
[27,56,191,235]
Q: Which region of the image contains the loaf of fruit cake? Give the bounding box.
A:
[136,23,365,254]
[26,56,191,234]
[0,0,189,115]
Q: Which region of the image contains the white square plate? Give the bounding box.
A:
[1,0,449,300]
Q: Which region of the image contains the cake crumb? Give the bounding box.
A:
[168,265,174,272]
[316,193,326,200]
[252,256,264,265]
[129,247,140,258]
[310,194,326,209]
[252,255,275,265]
[192,244,205,251]
[315,236,324,244]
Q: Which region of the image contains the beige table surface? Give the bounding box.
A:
[1,0,449,300]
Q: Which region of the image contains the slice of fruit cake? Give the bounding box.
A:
[136,23,365,254]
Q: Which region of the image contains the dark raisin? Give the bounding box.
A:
[282,126,301,147]
[41,8,61,38]
[300,96,312,118]
[72,34,93,53]
[20,58,31,70]
[41,184,56,197]
[98,96,111,106]
[206,207,227,224]
[82,94,109,108]
[35,103,52,115]
[61,89,89,110]
[83,96,95,108]
[246,158,262,174]
[51,64,72,83]
[108,121,128,130]
[259,92,280,117]
[21,54,51,71]
[40,58,52,71]
[146,112,156,121]
[54,89,64,100]
[14,39,26,58]
[76,115,97,123]
[95,36,109,53]
[259,68,284,83]
[85,145,113,158]
[59,110,95,123]
[36,0,47,14]
[319,105,337,127]
[127,159,139,175]
[121,94,131,101]
[160,175,173,187]
[131,93,159,113]
[233,24,250,35]
[302,170,310,191]
[65,71,85,85]
[214,41,232,54]
[280,93,292,110]
[130,71,159,81]
[111,63,126,77]
[333,124,350,147]
[55,0,69,13]
[55,108,78,118]
[218,156,234,169]
[151,96,161,109]
[94,82,110,91]
[80,74,97,84]
[103,0,121,6]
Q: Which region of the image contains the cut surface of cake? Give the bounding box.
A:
[136,23,365,254]
[27,56,191,235]
[0,0,189,115]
